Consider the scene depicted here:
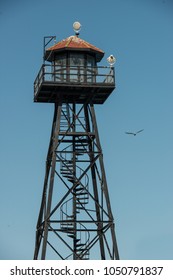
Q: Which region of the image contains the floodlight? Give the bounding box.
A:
[107,54,116,66]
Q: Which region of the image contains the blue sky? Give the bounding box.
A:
[0,0,173,260]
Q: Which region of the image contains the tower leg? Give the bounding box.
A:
[90,104,119,260]
[34,103,62,259]
[84,104,106,259]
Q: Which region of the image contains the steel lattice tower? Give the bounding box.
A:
[33,23,119,260]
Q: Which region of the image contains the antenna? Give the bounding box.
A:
[43,36,56,63]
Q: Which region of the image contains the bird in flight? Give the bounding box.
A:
[125,129,144,136]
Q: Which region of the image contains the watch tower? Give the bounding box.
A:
[33,22,119,260]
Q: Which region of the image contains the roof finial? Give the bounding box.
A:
[73,21,81,36]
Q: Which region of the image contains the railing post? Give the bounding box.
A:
[112,67,115,84]
[42,64,45,82]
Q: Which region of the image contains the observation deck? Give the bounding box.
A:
[34,64,115,104]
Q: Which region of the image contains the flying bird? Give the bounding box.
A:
[125,129,144,136]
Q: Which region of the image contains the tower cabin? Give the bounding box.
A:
[34,30,115,104]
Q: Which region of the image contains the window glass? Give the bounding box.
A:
[86,55,96,83]
[69,54,84,82]
[54,54,66,82]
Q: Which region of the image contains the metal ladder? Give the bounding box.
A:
[60,103,71,132]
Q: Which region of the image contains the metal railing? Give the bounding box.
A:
[34,64,115,96]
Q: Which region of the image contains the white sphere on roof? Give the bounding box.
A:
[73,21,81,34]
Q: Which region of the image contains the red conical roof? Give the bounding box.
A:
[45,35,104,62]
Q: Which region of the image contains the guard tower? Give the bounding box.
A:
[33,22,119,260]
